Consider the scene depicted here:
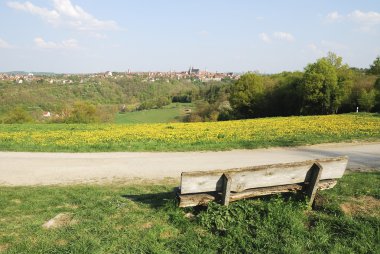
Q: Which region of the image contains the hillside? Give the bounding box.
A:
[0,77,199,114]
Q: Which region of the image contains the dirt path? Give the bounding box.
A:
[1,142,379,186]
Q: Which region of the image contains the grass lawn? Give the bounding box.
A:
[115,103,194,124]
[0,172,379,253]
[0,113,379,152]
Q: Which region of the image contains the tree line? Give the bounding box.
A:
[187,53,380,121]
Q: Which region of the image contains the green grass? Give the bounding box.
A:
[0,172,379,253]
[115,103,193,124]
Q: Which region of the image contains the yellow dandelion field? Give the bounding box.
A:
[0,114,379,152]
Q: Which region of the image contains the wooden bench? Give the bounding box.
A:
[177,156,348,208]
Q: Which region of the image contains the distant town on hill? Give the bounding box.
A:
[0,67,239,85]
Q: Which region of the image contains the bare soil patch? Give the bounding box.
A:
[42,213,77,229]
[141,222,153,229]
[341,196,380,216]
[0,244,9,253]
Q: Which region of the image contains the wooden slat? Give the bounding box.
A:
[221,173,232,206]
[305,162,323,207]
[178,179,337,207]
[180,156,348,194]
[178,193,217,208]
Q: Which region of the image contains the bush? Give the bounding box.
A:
[2,107,33,124]
[172,94,192,103]
[66,101,98,123]
[137,97,171,110]
[185,101,220,122]
[185,114,203,122]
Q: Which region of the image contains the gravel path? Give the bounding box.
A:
[1,142,379,186]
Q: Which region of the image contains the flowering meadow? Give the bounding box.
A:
[0,114,379,152]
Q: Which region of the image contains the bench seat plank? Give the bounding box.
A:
[178,179,337,207]
[180,156,348,194]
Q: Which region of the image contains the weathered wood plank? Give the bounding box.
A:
[180,156,347,194]
[178,179,337,207]
[221,173,232,206]
[178,193,217,207]
[305,162,323,208]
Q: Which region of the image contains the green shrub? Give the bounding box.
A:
[2,107,33,124]
[66,101,98,123]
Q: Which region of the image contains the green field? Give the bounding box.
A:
[0,172,379,253]
[115,103,194,124]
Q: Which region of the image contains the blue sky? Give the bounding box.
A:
[0,0,379,73]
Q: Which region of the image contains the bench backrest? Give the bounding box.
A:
[180,156,348,194]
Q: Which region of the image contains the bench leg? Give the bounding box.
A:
[221,173,232,206]
[305,162,323,208]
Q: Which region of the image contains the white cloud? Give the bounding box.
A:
[259,33,271,43]
[34,37,79,49]
[7,0,120,31]
[326,11,343,22]
[259,32,295,43]
[7,1,60,24]
[273,32,295,42]
[348,10,380,25]
[325,10,380,32]
[0,38,13,48]
[90,32,107,39]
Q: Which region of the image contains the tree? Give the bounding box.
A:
[323,51,343,69]
[368,56,380,75]
[374,78,380,112]
[229,73,264,118]
[301,58,338,114]
[358,89,376,112]
[322,52,353,113]
[265,72,303,116]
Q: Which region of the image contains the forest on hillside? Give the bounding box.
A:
[1,52,379,124]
